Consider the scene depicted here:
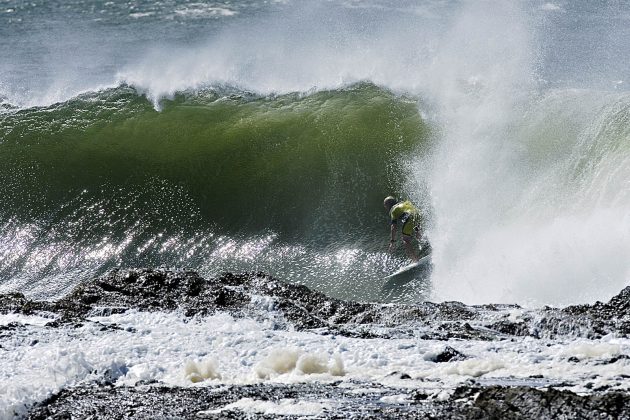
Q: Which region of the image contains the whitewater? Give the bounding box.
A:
[1,0,629,418]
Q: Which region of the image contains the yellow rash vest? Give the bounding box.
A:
[389,200,420,236]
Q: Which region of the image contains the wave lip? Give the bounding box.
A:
[174,4,238,18]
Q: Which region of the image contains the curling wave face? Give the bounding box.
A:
[0,83,430,300]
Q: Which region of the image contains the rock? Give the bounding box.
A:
[26,382,630,420]
[387,371,412,379]
[452,386,630,420]
[426,346,468,363]
[0,269,498,339]
[488,320,530,336]
[2,268,630,342]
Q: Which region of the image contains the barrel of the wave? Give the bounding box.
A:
[0,83,430,299]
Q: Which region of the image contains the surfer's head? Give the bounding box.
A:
[383,196,397,211]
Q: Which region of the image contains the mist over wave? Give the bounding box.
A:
[412,2,630,306]
[428,86,630,306]
[0,0,628,306]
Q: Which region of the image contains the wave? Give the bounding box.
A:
[1,0,629,306]
[1,82,628,307]
[0,83,428,239]
[0,83,430,299]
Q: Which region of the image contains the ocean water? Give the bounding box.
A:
[1,0,629,305]
[1,0,630,416]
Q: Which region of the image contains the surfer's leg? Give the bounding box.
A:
[412,225,431,258]
[402,234,419,262]
[401,221,420,261]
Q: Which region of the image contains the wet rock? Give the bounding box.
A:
[450,383,481,400]
[387,371,412,379]
[551,286,630,337]
[0,292,31,314]
[2,268,630,341]
[6,269,630,420]
[0,292,57,316]
[452,386,630,420]
[597,354,630,365]
[410,390,429,400]
[25,382,404,419]
[0,269,495,339]
[425,346,468,363]
[26,382,630,420]
[526,286,630,339]
[488,320,530,336]
[0,321,24,332]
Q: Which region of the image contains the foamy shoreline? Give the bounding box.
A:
[2,269,629,419]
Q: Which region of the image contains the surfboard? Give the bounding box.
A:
[383,254,431,280]
[381,254,432,294]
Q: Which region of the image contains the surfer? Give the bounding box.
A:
[383,196,423,262]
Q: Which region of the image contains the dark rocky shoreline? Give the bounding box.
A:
[2,268,630,419]
[3,268,630,341]
[25,381,630,419]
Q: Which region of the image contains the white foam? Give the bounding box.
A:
[561,342,621,359]
[174,5,237,18]
[421,1,630,306]
[255,348,301,379]
[541,3,563,12]
[129,12,155,19]
[200,397,327,416]
[184,358,222,383]
[443,359,506,378]
[380,394,410,404]
[2,309,630,417]
[116,1,451,108]
[254,348,345,379]
[0,313,54,327]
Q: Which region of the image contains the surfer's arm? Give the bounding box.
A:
[389,224,397,250]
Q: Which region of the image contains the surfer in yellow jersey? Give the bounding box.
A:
[383,196,423,262]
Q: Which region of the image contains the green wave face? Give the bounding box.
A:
[0,84,430,299]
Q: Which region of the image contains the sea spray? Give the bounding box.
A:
[427,88,630,306]
[420,2,630,306]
